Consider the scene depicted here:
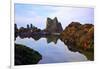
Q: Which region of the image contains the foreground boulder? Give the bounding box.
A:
[15,44,42,65]
[60,22,94,60]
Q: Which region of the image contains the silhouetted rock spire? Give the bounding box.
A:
[46,17,63,33]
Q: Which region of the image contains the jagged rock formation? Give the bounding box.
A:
[45,17,63,33]
[60,22,94,60]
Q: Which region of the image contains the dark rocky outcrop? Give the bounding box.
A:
[45,17,63,33]
[60,22,94,60]
[15,44,42,65]
[15,24,18,39]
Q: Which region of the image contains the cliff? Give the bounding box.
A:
[45,17,63,33]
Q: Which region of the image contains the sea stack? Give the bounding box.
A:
[45,17,63,33]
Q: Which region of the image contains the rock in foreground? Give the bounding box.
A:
[15,44,42,65]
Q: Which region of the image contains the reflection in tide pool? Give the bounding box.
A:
[15,36,87,64]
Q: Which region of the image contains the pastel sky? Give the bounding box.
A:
[15,3,94,29]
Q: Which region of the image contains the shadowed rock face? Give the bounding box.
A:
[15,44,42,65]
[46,17,63,33]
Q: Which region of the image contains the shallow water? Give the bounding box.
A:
[15,36,87,64]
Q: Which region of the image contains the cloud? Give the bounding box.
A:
[15,4,94,29]
[47,7,94,29]
[15,8,46,29]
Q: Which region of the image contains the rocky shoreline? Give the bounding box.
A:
[60,22,94,60]
[15,18,94,63]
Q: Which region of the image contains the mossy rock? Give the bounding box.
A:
[15,44,42,65]
[60,22,94,60]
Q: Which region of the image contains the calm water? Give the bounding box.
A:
[15,36,87,64]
